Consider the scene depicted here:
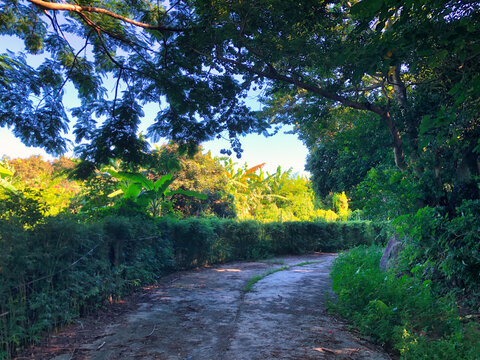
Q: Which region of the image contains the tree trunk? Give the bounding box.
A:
[382,111,407,171]
[389,65,421,170]
[389,66,407,108]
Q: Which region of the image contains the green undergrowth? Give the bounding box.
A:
[395,201,480,310]
[330,246,480,359]
[0,215,383,359]
[243,260,325,292]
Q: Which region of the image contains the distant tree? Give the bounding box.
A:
[6,156,81,215]
[223,160,341,222]
[164,146,236,218]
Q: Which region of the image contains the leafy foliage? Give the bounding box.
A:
[0,187,48,227]
[1,0,266,162]
[223,160,344,222]
[330,245,480,359]
[1,0,478,180]
[0,215,168,359]
[353,166,423,220]
[5,156,81,216]
[0,156,81,226]
[0,161,16,193]
[149,145,236,218]
[304,109,393,201]
[395,201,480,309]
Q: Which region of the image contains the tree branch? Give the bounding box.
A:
[77,12,140,74]
[27,0,185,32]
[214,51,387,116]
[34,32,92,113]
[112,68,123,119]
[56,32,92,100]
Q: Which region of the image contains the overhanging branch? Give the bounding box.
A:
[212,51,387,117]
[27,0,185,32]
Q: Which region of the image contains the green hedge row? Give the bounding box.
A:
[0,215,385,359]
[157,218,389,267]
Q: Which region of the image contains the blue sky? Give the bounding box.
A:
[0,34,310,175]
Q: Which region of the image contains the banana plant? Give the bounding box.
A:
[107,169,206,217]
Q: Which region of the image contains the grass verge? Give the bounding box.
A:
[243,260,324,292]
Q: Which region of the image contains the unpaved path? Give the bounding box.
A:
[26,253,390,360]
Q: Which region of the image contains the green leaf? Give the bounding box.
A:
[118,172,153,189]
[350,0,384,17]
[0,164,14,177]
[107,189,124,198]
[169,188,207,200]
[154,173,174,193]
[106,168,122,179]
[419,114,433,135]
[124,183,142,199]
[474,139,480,154]
[136,191,154,207]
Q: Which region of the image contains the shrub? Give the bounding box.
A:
[0,215,170,359]
[330,246,480,359]
[395,200,480,309]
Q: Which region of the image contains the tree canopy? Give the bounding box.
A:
[1,0,479,187]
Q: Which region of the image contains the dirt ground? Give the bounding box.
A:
[18,253,391,360]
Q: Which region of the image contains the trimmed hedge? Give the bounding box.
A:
[157,218,388,267]
[0,216,384,359]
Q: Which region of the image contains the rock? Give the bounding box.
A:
[379,234,403,271]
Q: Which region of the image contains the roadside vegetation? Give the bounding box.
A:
[330,244,480,360]
[0,151,382,359]
[1,1,479,359]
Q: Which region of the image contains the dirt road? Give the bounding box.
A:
[26,253,390,360]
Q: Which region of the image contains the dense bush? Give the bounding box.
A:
[395,200,480,309]
[0,215,170,359]
[354,166,422,220]
[330,246,480,359]
[0,216,380,358]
